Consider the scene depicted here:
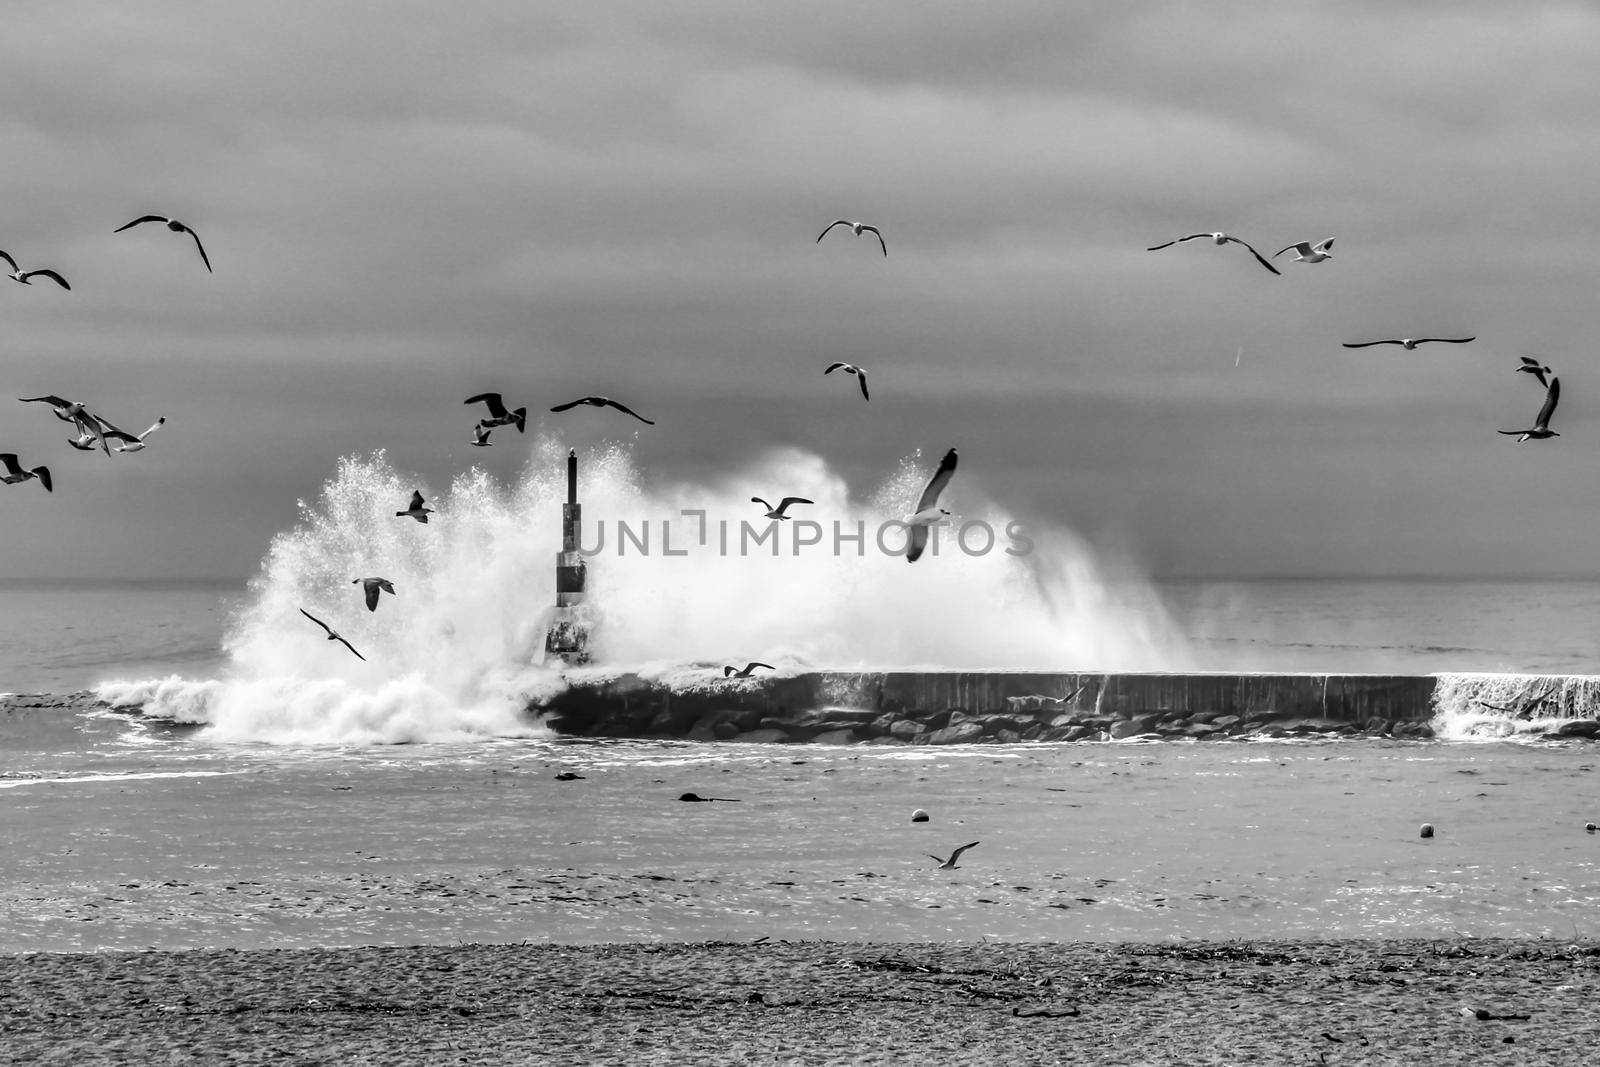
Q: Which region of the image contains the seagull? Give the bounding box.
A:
[0,250,70,289]
[724,662,775,677]
[1275,237,1335,263]
[1341,336,1475,350]
[352,577,395,612]
[906,448,958,563]
[1499,376,1560,442]
[817,220,887,256]
[471,425,492,447]
[549,396,655,425]
[113,216,212,272]
[299,608,365,661]
[752,496,812,520]
[465,392,526,433]
[0,454,52,492]
[825,362,870,401]
[396,490,434,523]
[1517,356,1553,388]
[19,396,108,453]
[927,842,980,870]
[98,416,165,453]
[1146,233,1280,275]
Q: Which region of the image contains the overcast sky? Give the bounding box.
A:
[2,2,1598,580]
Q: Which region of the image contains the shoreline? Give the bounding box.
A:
[3,938,1596,1064]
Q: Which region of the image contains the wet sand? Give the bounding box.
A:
[3,938,1597,1064]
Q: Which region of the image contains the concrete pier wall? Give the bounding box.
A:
[534,671,1451,743]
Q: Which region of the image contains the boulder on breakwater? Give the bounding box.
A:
[532,671,1443,743]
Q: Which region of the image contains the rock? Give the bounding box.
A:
[1110,720,1152,740]
[811,728,859,745]
[712,720,741,741]
[889,719,923,741]
[992,728,1021,744]
[1420,823,1434,839]
[1553,719,1600,738]
[911,809,929,823]
[736,728,789,743]
[1211,715,1242,731]
[1019,723,1043,741]
[926,721,986,745]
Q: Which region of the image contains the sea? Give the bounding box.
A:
[1,446,1598,953]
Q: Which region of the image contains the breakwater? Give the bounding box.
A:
[534,671,1600,743]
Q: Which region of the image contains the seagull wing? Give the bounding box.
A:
[408,490,426,510]
[751,497,772,511]
[858,370,869,401]
[0,249,15,271]
[1145,238,1185,250]
[24,270,70,290]
[914,448,959,513]
[300,608,334,636]
[19,395,73,409]
[906,523,930,563]
[1316,237,1335,253]
[549,399,586,413]
[744,662,775,673]
[604,399,654,424]
[360,580,381,612]
[376,579,395,597]
[1535,377,1560,430]
[860,225,887,255]
[335,634,366,661]
[30,465,51,493]
[0,453,23,477]
[825,362,848,374]
[1341,341,1396,349]
[1274,243,1312,257]
[1226,238,1281,275]
[1415,337,1476,345]
[72,411,111,454]
[817,220,852,242]
[184,227,212,272]
[114,216,167,233]
[1519,356,1544,368]
[776,497,813,513]
[949,841,981,864]
[466,392,508,418]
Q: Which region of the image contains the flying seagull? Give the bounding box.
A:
[98,415,165,453]
[817,219,887,256]
[724,662,775,677]
[927,841,980,870]
[549,396,655,425]
[1499,376,1560,442]
[1517,356,1553,388]
[0,250,69,290]
[906,448,958,563]
[465,392,526,433]
[352,577,395,612]
[0,453,52,492]
[1341,336,1475,350]
[825,362,870,401]
[1146,233,1280,275]
[113,216,212,272]
[471,425,492,447]
[299,608,365,661]
[19,396,108,454]
[1275,237,1334,263]
[397,490,434,523]
[752,496,812,520]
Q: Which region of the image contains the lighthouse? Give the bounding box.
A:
[544,449,591,664]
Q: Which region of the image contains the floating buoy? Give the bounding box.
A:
[1420,823,1435,839]
[911,809,930,823]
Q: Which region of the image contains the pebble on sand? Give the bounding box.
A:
[911,809,929,823]
[1586,822,1596,833]
[1420,823,1435,839]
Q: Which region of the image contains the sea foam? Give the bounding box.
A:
[97,438,1186,743]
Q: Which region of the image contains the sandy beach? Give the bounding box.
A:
[3,938,1597,1064]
